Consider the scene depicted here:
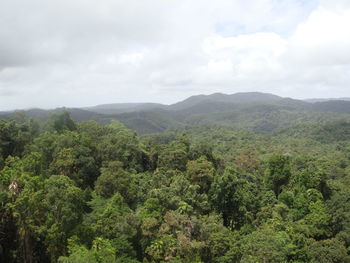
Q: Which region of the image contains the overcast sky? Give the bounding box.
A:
[1,0,350,110]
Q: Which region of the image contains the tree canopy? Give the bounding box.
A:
[1,110,350,262]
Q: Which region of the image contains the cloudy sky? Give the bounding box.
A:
[1,0,350,110]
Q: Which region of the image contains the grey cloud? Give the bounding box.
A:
[0,0,350,110]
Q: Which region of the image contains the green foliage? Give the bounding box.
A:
[58,237,116,263]
[0,119,36,161]
[96,121,148,172]
[145,211,204,263]
[209,167,258,230]
[86,192,137,239]
[48,110,77,133]
[30,131,99,186]
[198,214,240,263]
[1,111,350,263]
[303,199,331,238]
[307,238,350,263]
[267,154,291,196]
[157,135,190,171]
[186,156,215,194]
[240,225,295,263]
[42,175,85,261]
[95,161,136,205]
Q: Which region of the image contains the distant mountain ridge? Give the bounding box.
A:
[168,92,284,110]
[2,92,350,135]
[84,92,291,113]
[84,102,166,114]
[304,98,350,103]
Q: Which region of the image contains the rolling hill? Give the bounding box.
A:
[2,92,350,134]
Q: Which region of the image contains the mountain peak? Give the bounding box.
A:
[169,92,284,110]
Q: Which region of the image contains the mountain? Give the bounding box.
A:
[79,92,285,115]
[305,98,350,103]
[311,100,350,114]
[168,92,284,110]
[84,93,350,134]
[84,92,307,114]
[84,102,166,114]
[2,92,350,135]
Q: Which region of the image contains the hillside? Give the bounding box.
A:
[1,96,350,263]
[84,102,166,114]
[3,0,350,261]
[305,97,350,103]
[1,92,350,135]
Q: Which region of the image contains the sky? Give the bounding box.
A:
[1,0,350,110]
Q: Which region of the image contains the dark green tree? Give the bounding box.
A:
[267,154,291,197]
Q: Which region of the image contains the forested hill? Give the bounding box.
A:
[1,109,350,262]
[2,92,350,135]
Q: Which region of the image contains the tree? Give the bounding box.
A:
[240,225,295,263]
[59,237,117,263]
[95,161,136,206]
[198,214,240,263]
[307,238,350,263]
[96,121,148,172]
[0,120,34,160]
[47,110,76,133]
[267,154,291,197]
[157,135,190,171]
[186,156,215,194]
[84,192,138,260]
[209,167,257,230]
[234,149,260,173]
[14,175,85,262]
[145,211,204,263]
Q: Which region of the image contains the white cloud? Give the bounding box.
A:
[203,33,286,72]
[0,0,350,109]
[287,5,350,66]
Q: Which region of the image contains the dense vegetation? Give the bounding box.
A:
[1,93,350,262]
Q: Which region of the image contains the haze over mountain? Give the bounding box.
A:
[2,92,350,135]
[304,98,350,103]
[84,92,350,113]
